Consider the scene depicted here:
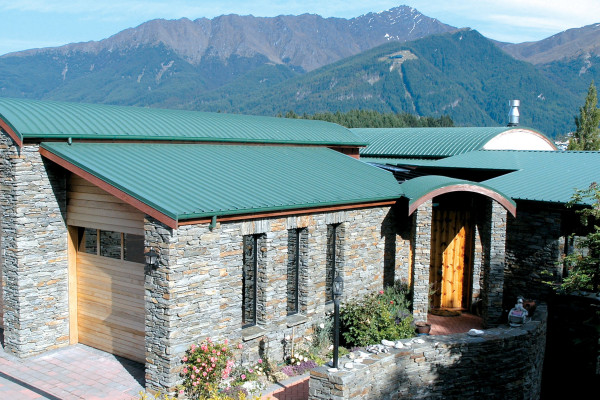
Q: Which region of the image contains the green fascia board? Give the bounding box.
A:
[400,175,516,209]
[434,150,600,205]
[0,97,365,146]
[40,142,402,221]
[353,127,546,158]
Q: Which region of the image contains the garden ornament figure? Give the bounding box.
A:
[507,297,528,327]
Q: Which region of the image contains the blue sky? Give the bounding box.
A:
[1,0,599,56]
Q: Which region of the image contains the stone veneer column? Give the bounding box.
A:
[481,201,507,325]
[0,138,69,357]
[411,200,432,322]
[144,217,183,393]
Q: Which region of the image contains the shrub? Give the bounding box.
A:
[178,338,235,399]
[340,281,414,347]
[281,360,318,377]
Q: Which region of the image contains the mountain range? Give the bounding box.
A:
[1,5,599,137]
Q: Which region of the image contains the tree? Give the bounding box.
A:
[562,183,600,292]
[568,81,600,150]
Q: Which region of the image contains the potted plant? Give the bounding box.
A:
[415,321,431,334]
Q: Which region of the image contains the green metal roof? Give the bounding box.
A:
[361,157,451,167]
[0,98,364,146]
[400,175,516,214]
[353,127,550,158]
[41,142,401,222]
[433,150,600,205]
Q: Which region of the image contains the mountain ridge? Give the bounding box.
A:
[3,6,457,72]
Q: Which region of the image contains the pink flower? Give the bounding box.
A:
[191,344,196,351]
[390,301,394,304]
[217,351,221,356]
[248,368,253,373]
[182,356,188,362]
[237,343,243,349]
[224,339,229,345]
[183,368,188,374]
[179,390,184,395]
[207,337,212,343]
[258,359,263,364]
[191,374,195,379]
[192,382,197,387]
[379,290,384,294]
[203,371,207,377]
[212,363,216,368]
[241,374,246,380]
[197,358,201,363]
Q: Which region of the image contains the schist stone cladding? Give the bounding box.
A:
[143,206,404,391]
[309,305,548,400]
[0,138,70,357]
[504,202,564,305]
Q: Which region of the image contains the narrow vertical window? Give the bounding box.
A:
[243,234,260,327]
[326,223,340,302]
[287,228,306,315]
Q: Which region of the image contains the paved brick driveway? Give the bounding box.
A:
[0,332,144,399]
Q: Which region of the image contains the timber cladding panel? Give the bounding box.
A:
[67,174,144,236]
[76,252,145,363]
[67,173,146,363]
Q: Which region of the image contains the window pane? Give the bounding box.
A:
[79,228,98,255]
[242,234,259,327]
[100,230,122,259]
[123,234,145,263]
[287,228,306,315]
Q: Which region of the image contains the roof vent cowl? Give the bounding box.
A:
[508,99,520,127]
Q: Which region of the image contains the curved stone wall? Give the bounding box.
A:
[309,304,547,400]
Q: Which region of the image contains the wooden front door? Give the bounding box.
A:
[430,207,474,309]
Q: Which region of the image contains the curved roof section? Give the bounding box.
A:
[353,127,556,158]
[434,150,600,205]
[400,175,516,216]
[40,142,402,228]
[0,98,364,146]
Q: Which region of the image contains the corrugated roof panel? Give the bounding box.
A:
[353,127,548,158]
[0,98,365,146]
[434,150,600,205]
[41,143,402,220]
[361,157,448,167]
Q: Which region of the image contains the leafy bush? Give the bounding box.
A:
[340,281,414,347]
[178,338,235,399]
[562,183,600,292]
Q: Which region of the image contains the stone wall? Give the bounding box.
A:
[309,305,547,400]
[0,139,69,356]
[480,201,508,324]
[505,202,562,305]
[410,201,432,323]
[144,206,405,393]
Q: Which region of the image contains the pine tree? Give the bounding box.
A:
[568,81,600,151]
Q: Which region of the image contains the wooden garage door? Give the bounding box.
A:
[77,243,145,363]
[68,174,146,363]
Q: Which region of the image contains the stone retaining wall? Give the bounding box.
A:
[309,304,547,400]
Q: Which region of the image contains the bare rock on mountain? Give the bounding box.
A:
[503,23,600,65]
[4,6,456,72]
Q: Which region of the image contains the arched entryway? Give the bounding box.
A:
[402,175,516,322]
